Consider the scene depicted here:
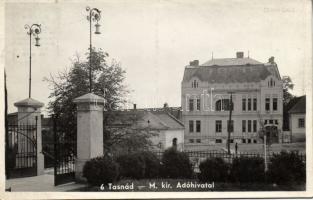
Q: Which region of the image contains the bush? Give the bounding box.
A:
[116,151,160,179]
[198,157,229,182]
[116,153,145,179]
[267,151,305,185]
[230,156,265,183]
[83,155,119,186]
[140,151,160,178]
[160,147,193,178]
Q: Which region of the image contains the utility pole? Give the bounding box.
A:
[227,92,234,155]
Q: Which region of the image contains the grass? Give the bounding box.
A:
[71,179,305,192]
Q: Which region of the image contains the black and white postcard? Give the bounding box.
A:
[1,0,312,199]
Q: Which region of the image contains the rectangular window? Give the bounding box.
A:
[265,98,270,111]
[189,120,194,132]
[298,118,305,128]
[196,98,201,111]
[273,98,278,111]
[242,139,246,143]
[196,139,201,143]
[189,139,194,143]
[215,139,222,143]
[216,120,222,132]
[227,120,234,132]
[253,98,257,111]
[242,120,246,132]
[253,120,257,132]
[248,98,251,111]
[248,120,252,132]
[269,119,273,124]
[189,99,194,111]
[242,98,246,111]
[248,139,251,143]
[196,120,201,133]
[253,139,257,143]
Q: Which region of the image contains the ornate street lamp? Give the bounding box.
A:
[24,24,41,98]
[86,6,101,92]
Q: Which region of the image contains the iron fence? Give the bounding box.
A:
[6,123,37,178]
[151,150,306,172]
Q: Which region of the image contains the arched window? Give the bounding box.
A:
[215,99,232,111]
[192,80,198,88]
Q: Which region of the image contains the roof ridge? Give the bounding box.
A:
[165,111,184,127]
[200,57,263,67]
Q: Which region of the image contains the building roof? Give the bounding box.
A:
[183,65,272,83]
[201,57,263,66]
[183,56,279,83]
[152,112,184,130]
[134,106,182,121]
[289,95,306,114]
[107,110,184,130]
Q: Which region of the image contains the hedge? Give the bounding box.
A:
[198,157,229,182]
[229,156,265,183]
[83,155,119,186]
[116,151,160,179]
[160,147,193,178]
[267,151,305,185]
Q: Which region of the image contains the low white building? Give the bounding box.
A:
[107,108,185,151]
[289,96,306,142]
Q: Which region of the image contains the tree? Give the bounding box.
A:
[103,111,158,154]
[45,48,154,154]
[282,76,295,105]
[281,76,297,131]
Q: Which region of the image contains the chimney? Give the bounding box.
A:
[268,56,275,64]
[236,52,244,58]
[189,60,199,67]
[133,104,136,110]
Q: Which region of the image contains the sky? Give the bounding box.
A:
[4,0,312,115]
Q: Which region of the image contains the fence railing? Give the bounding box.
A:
[6,123,38,178]
[151,150,306,172]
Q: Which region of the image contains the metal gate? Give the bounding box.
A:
[53,115,76,186]
[6,123,37,178]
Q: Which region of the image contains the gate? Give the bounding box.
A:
[53,115,76,186]
[6,123,37,178]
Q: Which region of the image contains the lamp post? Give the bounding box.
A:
[24,24,41,98]
[86,6,101,93]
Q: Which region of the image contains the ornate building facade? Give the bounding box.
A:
[181,52,283,146]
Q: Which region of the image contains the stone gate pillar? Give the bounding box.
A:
[14,98,44,176]
[73,93,105,182]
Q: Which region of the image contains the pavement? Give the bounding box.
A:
[5,168,86,192]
